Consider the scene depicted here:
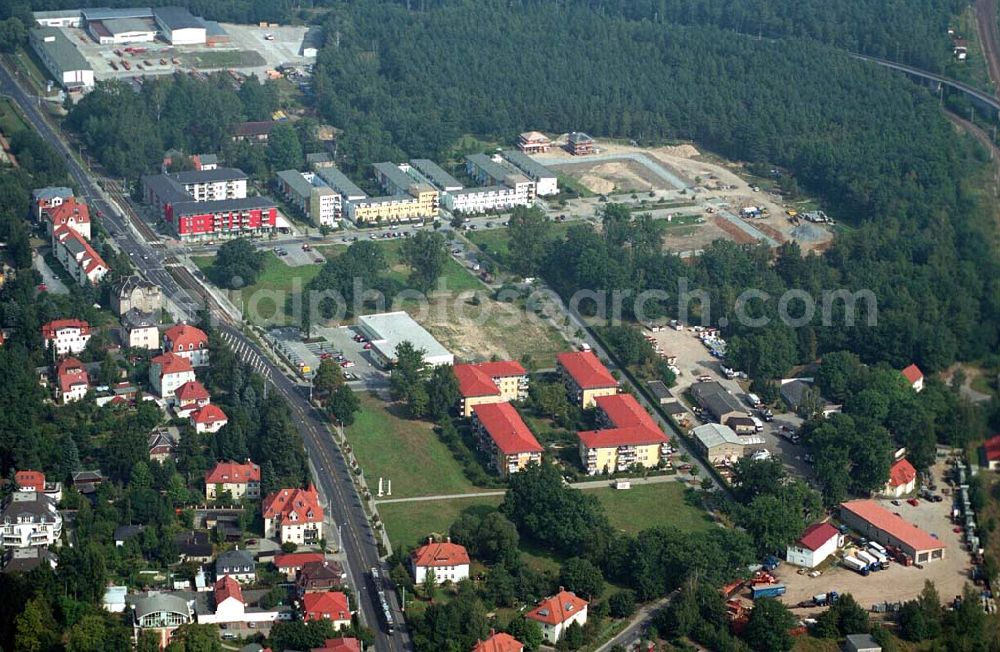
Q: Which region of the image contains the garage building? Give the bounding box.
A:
[357,312,454,368]
[88,17,157,44]
[839,499,946,564]
[29,27,94,90]
[690,381,747,423]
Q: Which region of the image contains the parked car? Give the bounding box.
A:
[907,498,920,506]
[891,499,901,506]
[340,360,356,368]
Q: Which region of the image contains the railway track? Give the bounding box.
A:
[976,0,1000,94]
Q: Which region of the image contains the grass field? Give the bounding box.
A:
[582,482,715,535]
[378,495,502,549]
[183,49,266,69]
[467,222,576,260]
[348,393,488,500]
[369,238,484,292]
[0,97,29,137]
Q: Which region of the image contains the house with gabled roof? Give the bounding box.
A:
[191,404,228,433]
[410,537,470,584]
[263,486,323,544]
[883,458,917,498]
[525,589,588,643]
[472,402,542,476]
[205,460,261,501]
[556,351,618,407]
[302,591,351,628]
[901,364,924,392]
[473,630,524,652]
[786,522,842,568]
[164,324,210,367]
[149,352,196,400]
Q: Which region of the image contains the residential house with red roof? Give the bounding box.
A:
[274,552,326,580]
[577,393,669,475]
[901,364,924,392]
[42,319,91,355]
[42,197,91,241]
[163,324,210,367]
[883,458,917,498]
[205,460,261,501]
[302,591,351,628]
[785,522,843,568]
[263,486,323,544]
[410,537,470,584]
[454,360,528,416]
[174,380,211,418]
[839,499,946,564]
[473,631,524,652]
[983,434,1000,471]
[149,352,196,399]
[472,402,542,476]
[556,351,618,407]
[212,575,245,622]
[14,470,62,503]
[311,639,361,652]
[56,356,90,403]
[191,403,229,434]
[31,186,74,220]
[525,589,588,643]
[52,225,108,286]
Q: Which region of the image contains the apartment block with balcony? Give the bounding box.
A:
[556,351,618,407]
[454,360,528,417]
[472,402,543,476]
[577,394,669,475]
[1,491,63,548]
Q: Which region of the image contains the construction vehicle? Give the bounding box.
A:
[812,592,840,607]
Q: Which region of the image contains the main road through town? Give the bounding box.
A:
[0,61,410,651]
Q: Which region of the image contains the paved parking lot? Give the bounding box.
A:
[775,461,970,613]
[312,326,389,389]
[274,243,326,267]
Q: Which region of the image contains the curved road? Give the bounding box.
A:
[851,52,1000,112]
[0,61,410,651]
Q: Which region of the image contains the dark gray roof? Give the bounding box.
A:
[142,174,188,204]
[466,153,514,184]
[172,196,277,217]
[197,153,218,165]
[373,162,415,195]
[647,380,672,399]
[663,401,687,415]
[315,167,367,199]
[171,167,247,184]
[115,524,145,542]
[689,380,728,403]
[103,17,154,35]
[81,7,153,22]
[726,416,756,427]
[3,547,57,574]
[30,27,91,74]
[174,530,212,556]
[409,159,463,191]
[501,149,557,181]
[32,187,73,202]
[2,492,58,522]
[114,274,160,297]
[130,591,193,619]
[701,391,746,421]
[780,379,811,408]
[215,548,255,571]
[276,169,313,197]
[123,308,157,329]
[201,20,227,37]
[568,131,594,144]
[153,6,203,30]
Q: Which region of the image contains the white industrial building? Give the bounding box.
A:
[153,6,206,45]
[786,522,843,568]
[357,311,454,368]
[87,17,157,44]
[33,10,83,28]
[29,27,94,90]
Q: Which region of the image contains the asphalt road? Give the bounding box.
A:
[0,62,409,651]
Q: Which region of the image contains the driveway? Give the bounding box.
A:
[33,252,69,294]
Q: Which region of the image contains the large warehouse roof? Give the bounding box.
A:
[153,6,202,30]
[840,499,944,552]
[30,27,90,73]
[357,311,453,365]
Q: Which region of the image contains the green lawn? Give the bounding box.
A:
[0,97,29,136]
[379,495,502,549]
[468,222,576,260]
[582,482,715,535]
[371,238,484,292]
[348,393,488,500]
[182,49,266,69]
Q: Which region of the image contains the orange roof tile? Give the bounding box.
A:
[263,486,323,526]
[205,460,259,485]
[14,470,46,490]
[42,319,90,339]
[151,352,194,376]
[577,425,667,448]
[302,591,350,622]
[274,552,326,569]
[164,324,208,352]
[595,393,657,429]
[797,522,839,551]
[44,197,90,228]
[887,458,917,488]
[473,631,524,652]
[175,380,210,402]
[984,434,1000,462]
[526,590,588,626]
[557,352,617,389]
[411,540,470,568]
[192,404,228,425]
[454,364,501,398]
[214,575,244,605]
[901,364,923,384]
[312,639,361,652]
[56,356,90,394]
[840,499,943,552]
[473,402,543,455]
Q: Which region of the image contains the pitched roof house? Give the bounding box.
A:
[525,589,589,643]
[473,631,524,652]
[302,591,351,627]
[410,538,470,584]
[205,460,261,500]
[163,324,209,366]
[262,486,323,544]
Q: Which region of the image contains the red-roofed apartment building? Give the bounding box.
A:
[983,434,1000,471]
[149,352,196,399]
[883,458,917,498]
[274,552,326,580]
[454,361,528,416]
[526,589,589,643]
[901,364,924,392]
[263,486,323,544]
[473,630,524,652]
[472,402,542,476]
[410,537,470,584]
[52,225,108,286]
[55,356,90,403]
[42,197,91,241]
[191,403,229,434]
[311,638,361,652]
[839,499,945,564]
[174,380,210,418]
[577,393,668,475]
[785,522,843,568]
[163,324,210,367]
[302,591,351,628]
[42,319,91,355]
[205,460,261,501]
[556,351,618,407]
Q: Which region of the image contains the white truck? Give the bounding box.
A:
[856,550,879,569]
[746,392,762,408]
[842,555,869,575]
